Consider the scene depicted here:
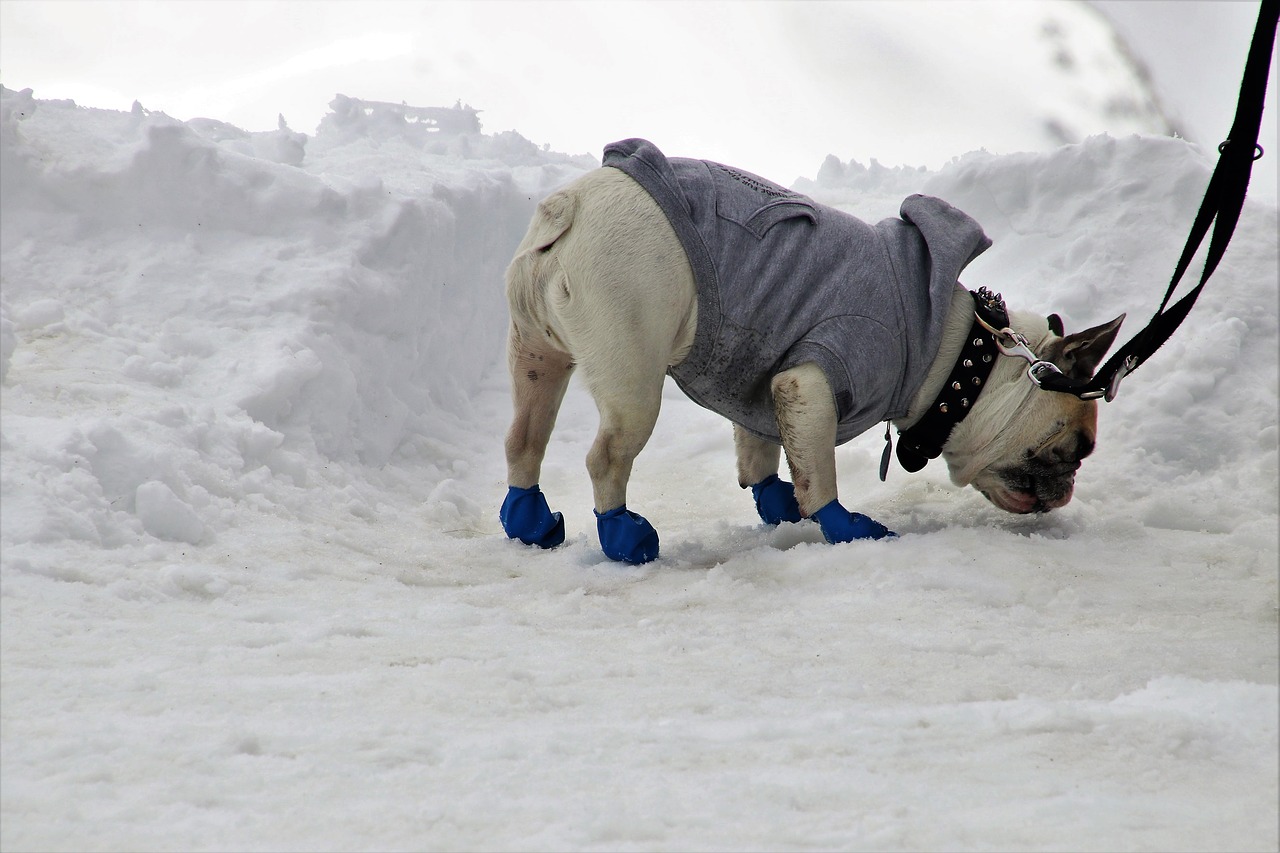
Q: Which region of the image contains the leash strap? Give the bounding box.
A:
[1073,0,1278,402]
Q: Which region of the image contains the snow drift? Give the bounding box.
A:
[1,87,593,549]
[1,86,1276,851]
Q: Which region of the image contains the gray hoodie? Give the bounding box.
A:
[602,138,991,445]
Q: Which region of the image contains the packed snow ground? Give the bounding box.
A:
[1,86,1277,851]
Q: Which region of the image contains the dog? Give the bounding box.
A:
[500,139,1124,563]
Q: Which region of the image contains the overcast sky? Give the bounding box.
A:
[1,0,1274,197]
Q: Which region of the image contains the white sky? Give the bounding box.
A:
[1,0,1274,196]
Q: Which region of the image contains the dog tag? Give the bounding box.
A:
[879,423,892,482]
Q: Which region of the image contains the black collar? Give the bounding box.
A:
[894,288,1006,473]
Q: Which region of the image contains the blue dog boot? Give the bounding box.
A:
[811,500,895,543]
[500,485,565,549]
[750,474,803,525]
[595,505,660,564]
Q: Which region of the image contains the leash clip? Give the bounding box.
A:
[974,312,1053,383]
[992,327,1038,363]
[1028,359,1066,388]
[973,311,1034,360]
[973,312,1105,398]
[1103,354,1140,402]
[982,318,1099,397]
[1030,359,1106,399]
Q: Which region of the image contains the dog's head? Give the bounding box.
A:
[943,311,1125,514]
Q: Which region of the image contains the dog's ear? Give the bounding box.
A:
[1055,314,1126,379]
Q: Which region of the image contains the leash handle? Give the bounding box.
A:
[1087,0,1278,402]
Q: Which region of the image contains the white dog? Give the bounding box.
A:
[500,140,1123,563]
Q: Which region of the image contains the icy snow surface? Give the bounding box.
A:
[1,86,1277,851]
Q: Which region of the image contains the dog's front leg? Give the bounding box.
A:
[771,363,894,542]
[770,364,838,516]
[734,425,801,525]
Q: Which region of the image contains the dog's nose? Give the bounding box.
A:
[1059,431,1094,463]
[1044,431,1093,471]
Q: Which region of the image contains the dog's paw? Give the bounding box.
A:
[751,474,803,525]
[500,485,566,549]
[811,500,896,543]
[594,505,660,564]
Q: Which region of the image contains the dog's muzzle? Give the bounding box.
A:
[987,462,1077,514]
[980,430,1095,514]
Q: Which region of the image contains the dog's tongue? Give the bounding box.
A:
[983,487,1037,514]
[1000,490,1038,513]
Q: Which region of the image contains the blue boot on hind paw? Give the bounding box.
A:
[595,505,660,564]
[750,474,803,525]
[500,485,565,549]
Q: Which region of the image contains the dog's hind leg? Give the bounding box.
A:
[771,363,894,543]
[734,425,802,525]
[505,325,574,490]
[533,167,692,564]
[501,324,574,549]
[561,266,673,563]
[580,360,665,564]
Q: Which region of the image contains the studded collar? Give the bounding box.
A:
[892,288,1006,474]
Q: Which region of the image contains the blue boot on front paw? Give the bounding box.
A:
[595,505,660,564]
[811,500,896,543]
[750,474,803,525]
[500,485,565,549]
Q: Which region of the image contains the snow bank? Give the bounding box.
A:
[1,86,594,558]
[1,87,1275,851]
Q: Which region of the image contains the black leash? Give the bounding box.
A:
[1049,0,1278,402]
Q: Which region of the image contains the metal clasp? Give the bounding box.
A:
[1103,355,1139,402]
[991,325,1065,390]
[974,313,1041,364]
[1029,359,1106,398]
[975,312,1078,393]
[1028,359,1065,387]
[973,310,1125,400]
[993,327,1038,362]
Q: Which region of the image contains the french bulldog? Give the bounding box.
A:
[500,140,1123,563]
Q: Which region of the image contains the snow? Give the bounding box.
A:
[0,0,1188,192]
[1092,0,1279,204]
[1,70,1277,853]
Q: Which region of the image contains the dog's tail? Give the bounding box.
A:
[505,189,577,348]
